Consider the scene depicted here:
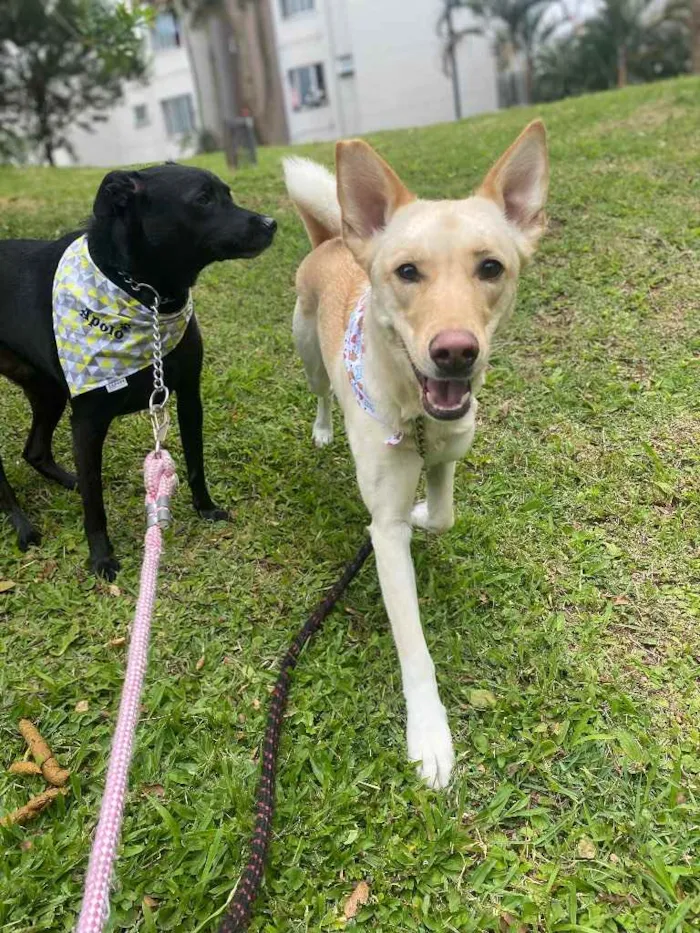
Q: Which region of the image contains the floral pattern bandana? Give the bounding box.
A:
[343,288,404,446]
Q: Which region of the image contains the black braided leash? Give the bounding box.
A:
[219,537,374,933]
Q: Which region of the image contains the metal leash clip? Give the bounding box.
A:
[149,402,170,455]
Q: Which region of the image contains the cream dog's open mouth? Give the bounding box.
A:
[410,363,472,421]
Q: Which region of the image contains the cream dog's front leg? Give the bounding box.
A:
[411,461,456,533]
[353,437,455,788]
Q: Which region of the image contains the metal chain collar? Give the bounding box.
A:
[414,416,426,460]
[119,273,170,454]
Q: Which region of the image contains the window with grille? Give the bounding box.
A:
[336,54,355,77]
[280,0,314,18]
[288,63,327,112]
[133,104,149,128]
[151,10,181,52]
[161,94,195,136]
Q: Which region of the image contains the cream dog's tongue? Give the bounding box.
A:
[425,378,469,408]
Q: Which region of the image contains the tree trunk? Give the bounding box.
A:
[525,54,533,105]
[616,44,627,88]
[225,1,255,124]
[445,2,462,120]
[31,74,55,166]
[175,2,209,144]
[207,10,240,159]
[692,0,700,74]
[223,0,286,146]
[251,0,287,142]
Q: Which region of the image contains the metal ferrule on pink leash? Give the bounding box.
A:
[75,450,177,933]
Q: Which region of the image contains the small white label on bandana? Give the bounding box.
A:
[106,377,128,393]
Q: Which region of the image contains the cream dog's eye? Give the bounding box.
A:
[478,258,504,280]
[395,263,421,283]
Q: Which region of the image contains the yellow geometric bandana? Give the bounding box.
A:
[52,234,193,398]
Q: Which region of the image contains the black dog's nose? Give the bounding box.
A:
[258,216,277,234]
[429,329,479,375]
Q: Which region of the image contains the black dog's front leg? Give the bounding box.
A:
[71,413,120,580]
[176,381,229,521]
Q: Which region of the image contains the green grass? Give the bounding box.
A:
[1,76,699,932]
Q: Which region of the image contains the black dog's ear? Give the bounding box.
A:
[93,170,143,218]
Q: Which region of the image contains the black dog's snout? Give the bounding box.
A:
[256,215,277,235]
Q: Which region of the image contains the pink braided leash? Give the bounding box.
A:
[76,450,178,933]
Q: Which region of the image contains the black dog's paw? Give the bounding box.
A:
[198,506,231,523]
[17,524,42,551]
[53,468,79,491]
[92,554,121,581]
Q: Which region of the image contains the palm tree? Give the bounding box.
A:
[448,0,555,103]
[587,0,693,87]
[597,0,648,86]
[668,0,700,72]
[436,0,480,118]
[517,3,561,100]
[532,0,692,100]
[583,0,694,87]
[532,25,617,100]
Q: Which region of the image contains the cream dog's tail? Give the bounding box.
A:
[283,157,341,249]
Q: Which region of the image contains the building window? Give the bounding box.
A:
[336,54,355,78]
[133,104,149,129]
[280,0,314,17]
[288,63,327,112]
[161,94,196,136]
[150,9,181,52]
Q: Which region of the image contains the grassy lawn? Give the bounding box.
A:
[1,76,699,932]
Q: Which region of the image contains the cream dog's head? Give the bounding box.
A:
[336,122,549,420]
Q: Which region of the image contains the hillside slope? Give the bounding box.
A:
[1,77,699,932]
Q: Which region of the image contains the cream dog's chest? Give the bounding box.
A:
[421,401,478,466]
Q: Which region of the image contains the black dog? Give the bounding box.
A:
[0,163,276,579]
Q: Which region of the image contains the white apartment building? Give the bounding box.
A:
[57,8,201,167]
[269,0,498,144]
[57,1,498,166]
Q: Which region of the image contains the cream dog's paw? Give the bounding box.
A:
[312,423,333,447]
[410,500,454,534]
[406,704,455,789]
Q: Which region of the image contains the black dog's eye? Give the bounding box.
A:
[396,263,421,283]
[196,189,214,206]
[478,258,504,281]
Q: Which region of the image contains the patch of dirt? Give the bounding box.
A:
[596,102,689,136]
[649,414,700,454]
[0,197,45,212]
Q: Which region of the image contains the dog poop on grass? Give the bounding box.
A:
[18,719,71,786]
[1,787,69,828]
[2,720,71,828]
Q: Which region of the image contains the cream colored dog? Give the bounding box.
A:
[283,122,549,788]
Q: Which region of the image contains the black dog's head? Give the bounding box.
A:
[90,163,276,295]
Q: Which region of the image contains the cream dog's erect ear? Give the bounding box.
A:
[477,120,549,254]
[336,139,415,267]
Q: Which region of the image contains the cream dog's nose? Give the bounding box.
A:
[429,330,479,375]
